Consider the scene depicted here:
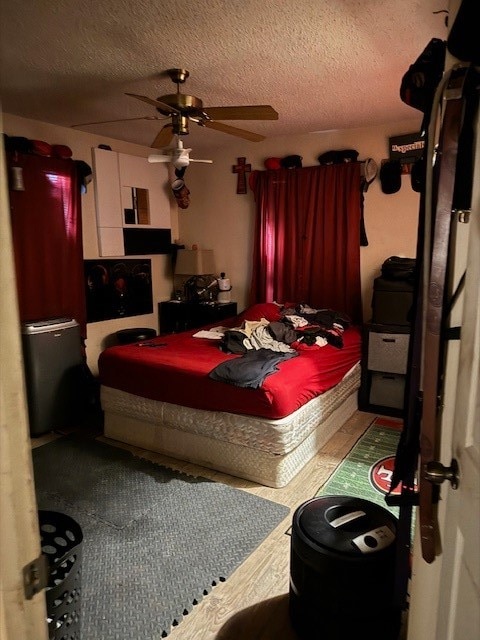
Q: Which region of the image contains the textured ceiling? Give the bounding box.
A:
[1,0,449,152]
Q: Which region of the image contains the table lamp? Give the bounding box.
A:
[174,249,217,301]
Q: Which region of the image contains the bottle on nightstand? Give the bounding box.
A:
[217,272,232,303]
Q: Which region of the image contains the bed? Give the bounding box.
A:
[98,302,362,487]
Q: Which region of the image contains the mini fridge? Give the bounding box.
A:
[21,318,83,436]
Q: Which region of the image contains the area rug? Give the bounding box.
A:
[316,416,405,518]
[32,434,290,639]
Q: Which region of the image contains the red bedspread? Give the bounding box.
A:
[98,318,362,420]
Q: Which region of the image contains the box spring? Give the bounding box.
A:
[101,363,360,488]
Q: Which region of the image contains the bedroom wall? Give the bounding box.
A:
[177,118,423,321]
[3,112,422,373]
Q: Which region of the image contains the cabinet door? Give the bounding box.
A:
[159,302,194,334]
[118,153,170,228]
[159,302,237,335]
[214,303,237,322]
[93,148,122,227]
[93,148,125,256]
[93,148,171,256]
[194,303,237,327]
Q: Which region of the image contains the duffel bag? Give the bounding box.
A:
[381,256,416,282]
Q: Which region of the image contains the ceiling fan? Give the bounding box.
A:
[124,68,278,148]
[148,136,213,169]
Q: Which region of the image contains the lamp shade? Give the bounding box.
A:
[174,249,216,275]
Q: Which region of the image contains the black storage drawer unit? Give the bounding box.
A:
[372,277,414,326]
[361,264,414,417]
[359,323,410,417]
[159,301,237,335]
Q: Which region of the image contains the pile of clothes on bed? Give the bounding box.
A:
[206,303,352,389]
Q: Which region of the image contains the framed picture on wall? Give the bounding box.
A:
[84,259,153,322]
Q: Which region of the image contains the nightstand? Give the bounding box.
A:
[159,301,238,335]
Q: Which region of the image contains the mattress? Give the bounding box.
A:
[98,317,362,420]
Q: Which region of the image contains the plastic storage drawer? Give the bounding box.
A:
[369,372,405,409]
[368,332,410,374]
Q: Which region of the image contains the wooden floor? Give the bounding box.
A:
[32,409,406,639]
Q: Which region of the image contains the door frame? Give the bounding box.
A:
[0,112,48,639]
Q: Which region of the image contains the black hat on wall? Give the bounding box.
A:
[281,155,303,169]
[380,160,402,194]
[411,157,425,193]
[318,149,359,165]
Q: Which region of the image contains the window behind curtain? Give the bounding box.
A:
[8,152,86,338]
[249,162,363,324]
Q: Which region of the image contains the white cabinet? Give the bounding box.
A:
[92,147,171,256]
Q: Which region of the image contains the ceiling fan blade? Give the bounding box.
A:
[151,125,174,149]
[189,159,214,164]
[202,105,278,121]
[125,92,180,114]
[202,120,265,142]
[71,115,163,127]
[147,154,171,163]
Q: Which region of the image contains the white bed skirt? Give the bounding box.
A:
[101,363,360,488]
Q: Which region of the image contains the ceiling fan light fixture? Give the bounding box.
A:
[148,136,213,169]
[171,114,190,136]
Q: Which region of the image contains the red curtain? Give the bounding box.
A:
[8,153,86,337]
[249,162,363,323]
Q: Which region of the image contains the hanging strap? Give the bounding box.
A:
[419,63,474,563]
[386,65,453,607]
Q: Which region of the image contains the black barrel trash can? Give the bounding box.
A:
[289,496,401,640]
[38,510,83,640]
